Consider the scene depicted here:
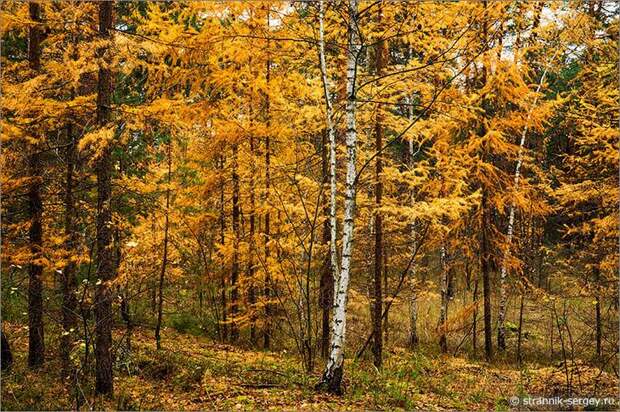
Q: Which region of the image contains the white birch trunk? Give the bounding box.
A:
[319,0,360,392]
[497,50,559,349]
[318,0,340,292]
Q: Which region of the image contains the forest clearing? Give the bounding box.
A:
[1,0,618,410]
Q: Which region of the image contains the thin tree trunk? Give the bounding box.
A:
[480,0,493,362]
[263,8,272,350]
[94,0,115,395]
[383,241,389,345]
[472,266,479,357]
[372,5,386,368]
[516,293,525,364]
[61,122,79,378]
[248,134,257,344]
[497,50,558,351]
[318,0,360,395]
[27,1,45,369]
[319,130,333,359]
[481,190,493,362]
[407,95,419,350]
[219,155,228,342]
[318,2,336,359]
[230,143,240,343]
[155,140,172,350]
[439,245,449,353]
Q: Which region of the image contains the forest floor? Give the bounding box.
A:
[2,322,618,411]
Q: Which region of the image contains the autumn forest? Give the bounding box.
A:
[1,0,618,410]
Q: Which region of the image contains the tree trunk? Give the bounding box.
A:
[155,140,172,350]
[481,190,493,362]
[94,0,115,395]
[219,155,228,342]
[479,0,493,363]
[383,241,389,345]
[407,95,419,350]
[230,143,240,343]
[439,245,449,353]
[318,2,336,359]
[319,130,333,359]
[372,6,386,368]
[61,122,79,379]
[248,133,257,344]
[516,293,525,364]
[263,8,272,349]
[1,331,12,371]
[318,0,360,395]
[594,265,602,360]
[472,265,479,357]
[497,51,557,352]
[27,1,45,370]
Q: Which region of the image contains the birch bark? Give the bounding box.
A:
[318,0,361,394]
[318,0,339,285]
[497,51,558,351]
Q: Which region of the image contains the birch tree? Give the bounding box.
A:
[317,0,361,395]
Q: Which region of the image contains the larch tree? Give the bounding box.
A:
[93,0,115,395]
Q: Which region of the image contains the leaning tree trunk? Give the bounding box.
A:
[318,0,360,395]
[94,0,115,395]
[27,1,45,369]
